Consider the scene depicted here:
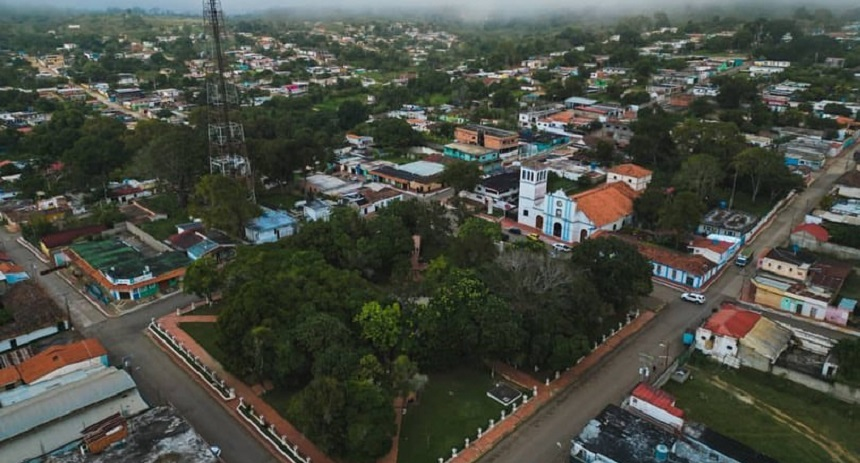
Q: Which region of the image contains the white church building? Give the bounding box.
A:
[517,162,652,244]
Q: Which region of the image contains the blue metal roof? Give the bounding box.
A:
[246,207,296,232]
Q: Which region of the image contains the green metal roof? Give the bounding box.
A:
[70,238,190,280]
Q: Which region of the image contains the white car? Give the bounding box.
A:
[680,292,706,304]
[552,243,572,252]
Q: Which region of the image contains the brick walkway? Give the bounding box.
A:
[449,310,657,463]
[153,311,335,463]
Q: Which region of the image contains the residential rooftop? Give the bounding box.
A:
[461,123,517,138]
[0,281,64,340]
[69,238,190,281]
[246,207,296,233]
[398,160,446,177]
[445,142,497,157]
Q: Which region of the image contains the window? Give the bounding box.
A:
[726,345,733,350]
[523,210,529,217]
[556,209,562,217]
[777,265,782,270]
[556,200,563,207]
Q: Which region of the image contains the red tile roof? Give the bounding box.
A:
[703,304,761,339]
[17,338,107,384]
[168,229,205,251]
[571,182,639,227]
[0,366,21,387]
[608,163,652,179]
[689,237,733,254]
[40,224,108,249]
[792,223,830,243]
[635,242,716,276]
[631,382,684,418]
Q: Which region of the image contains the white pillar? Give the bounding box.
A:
[465,437,470,448]
[533,385,538,396]
[512,403,517,412]
[489,418,495,428]
[439,459,444,463]
[555,371,560,380]
[478,427,483,438]
[501,409,506,420]
[545,378,549,386]
[452,448,457,458]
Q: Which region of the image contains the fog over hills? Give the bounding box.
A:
[1,0,858,17]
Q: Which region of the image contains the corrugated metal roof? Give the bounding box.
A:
[741,318,792,362]
[0,368,137,442]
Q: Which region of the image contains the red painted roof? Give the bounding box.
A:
[690,237,733,254]
[40,224,108,249]
[792,223,829,243]
[17,338,107,384]
[0,366,20,387]
[703,303,761,339]
[631,382,684,418]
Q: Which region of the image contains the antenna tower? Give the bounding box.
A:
[203,0,255,202]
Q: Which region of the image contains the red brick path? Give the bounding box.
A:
[449,310,657,463]
[153,311,335,463]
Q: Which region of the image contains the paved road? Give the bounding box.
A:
[480,151,857,463]
[0,230,274,463]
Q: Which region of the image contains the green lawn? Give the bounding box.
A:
[139,217,187,241]
[179,322,228,367]
[257,188,302,211]
[398,368,508,463]
[664,358,860,463]
[710,189,778,218]
[137,194,186,218]
[186,301,224,317]
[262,387,301,422]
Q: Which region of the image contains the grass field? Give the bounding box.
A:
[664,358,860,463]
[398,368,509,463]
[187,301,224,317]
[179,322,228,367]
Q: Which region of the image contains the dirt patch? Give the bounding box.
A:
[709,376,859,463]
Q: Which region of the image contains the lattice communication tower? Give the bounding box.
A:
[203,0,255,202]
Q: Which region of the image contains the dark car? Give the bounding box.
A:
[507,227,522,235]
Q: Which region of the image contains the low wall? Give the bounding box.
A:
[790,235,860,260]
[123,221,173,253]
[771,365,860,404]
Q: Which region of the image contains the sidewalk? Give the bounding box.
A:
[153,311,335,463]
[450,310,657,463]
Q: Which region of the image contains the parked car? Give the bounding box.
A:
[507,227,522,235]
[527,233,541,241]
[552,242,572,252]
[680,292,706,304]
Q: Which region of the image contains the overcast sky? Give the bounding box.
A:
[0,0,856,15]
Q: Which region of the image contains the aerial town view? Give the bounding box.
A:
[1,0,860,462]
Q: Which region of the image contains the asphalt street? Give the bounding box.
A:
[479,152,857,463]
[0,231,275,463]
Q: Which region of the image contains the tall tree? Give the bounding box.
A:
[733,147,784,203]
[673,154,724,200]
[569,237,653,313]
[440,160,482,194]
[354,301,402,362]
[659,191,706,246]
[131,122,207,207]
[190,175,261,237]
[182,256,221,302]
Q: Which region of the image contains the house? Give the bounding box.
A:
[303,199,333,222]
[443,143,501,173]
[834,166,860,199]
[370,162,445,195]
[66,238,190,302]
[606,164,652,192]
[751,247,853,324]
[184,230,236,262]
[570,404,779,463]
[697,208,759,239]
[626,382,685,430]
[342,186,403,216]
[688,235,741,267]
[782,137,835,171]
[13,338,108,385]
[0,368,148,463]
[790,223,830,244]
[454,124,519,156]
[634,240,718,289]
[695,303,792,369]
[517,161,649,243]
[475,171,520,204]
[345,133,374,149]
[39,224,108,265]
[244,207,297,244]
[0,281,68,353]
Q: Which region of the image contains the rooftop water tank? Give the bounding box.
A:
[655,444,669,462]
